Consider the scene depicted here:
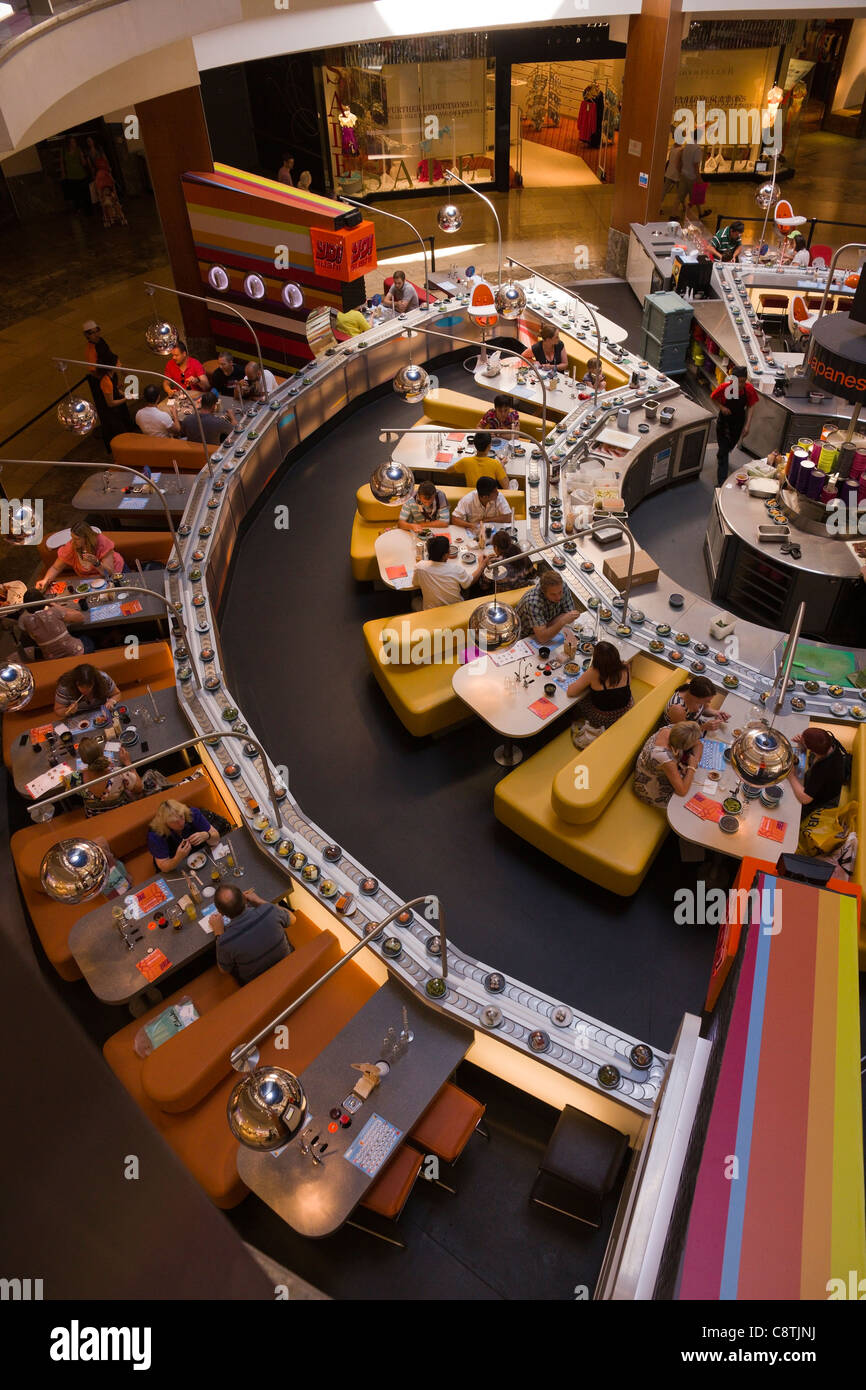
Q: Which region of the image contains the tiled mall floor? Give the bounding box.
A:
[3,128,866,471]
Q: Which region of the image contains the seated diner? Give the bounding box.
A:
[146,798,221,872]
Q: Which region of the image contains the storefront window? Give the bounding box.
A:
[319,39,495,197]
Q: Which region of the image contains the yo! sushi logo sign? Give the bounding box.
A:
[311,222,377,281]
[350,231,375,274]
[311,228,345,277]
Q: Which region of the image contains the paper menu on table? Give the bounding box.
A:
[136,949,171,982]
[699,739,727,772]
[121,600,143,616]
[385,565,407,580]
[487,640,534,667]
[25,764,72,799]
[528,697,558,719]
[89,601,122,621]
[29,723,55,745]
[758,817,786,842]
[119,497,150,510]
[126,878,174,918]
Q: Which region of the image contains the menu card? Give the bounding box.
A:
[25,764,72,799]
[488,639,533,667]
[136,949,171,982]
[127,879,173,919]
[528,696,558,719]
[758,816,786,842]
[435,452,453,464]
[685,793,724,822]
[119,497,150,510]
[385,565,407,580]
[698,739,727,772]
[447,432,464,442]
[121,600,143,616]
[29,723,55,745]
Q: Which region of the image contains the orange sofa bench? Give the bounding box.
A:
[104,914,379,1207]
[37,531,174,579]
[110,434,219,474]
[11,768,237,981]
[2,640,176,766]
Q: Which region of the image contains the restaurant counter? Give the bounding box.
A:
[706,473,866,644]
[127,287,863,1137]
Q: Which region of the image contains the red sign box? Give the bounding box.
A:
[310,221,377,281]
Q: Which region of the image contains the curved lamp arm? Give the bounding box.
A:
[813,242,866,322]
[0,456,185,566]
[410,322,554,529]
[0,584,200,689]
[229,894,447,1073]
[506,255,604,410]
[446,168,502,287]
[53,355,214,478]
[487,517,636,626]
[144,282,271,402]
[340,199,431,308]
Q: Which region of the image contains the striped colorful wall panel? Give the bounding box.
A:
[181,164,373,372]
[678,873,865,1300]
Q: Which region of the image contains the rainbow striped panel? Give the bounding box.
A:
[678,873,865,1300]
[181,164,365,373]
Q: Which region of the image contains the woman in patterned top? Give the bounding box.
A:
[478,394,520,433]
[633,720,703,808]
[664,676,729,733]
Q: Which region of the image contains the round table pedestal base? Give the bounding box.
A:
[494,740,523,767]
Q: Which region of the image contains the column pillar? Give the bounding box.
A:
[135,87,214,355]
[607,0,683,276]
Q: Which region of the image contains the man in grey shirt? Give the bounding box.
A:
[213,884,295,984]
[180,390,237,445]
[384,270,419,313]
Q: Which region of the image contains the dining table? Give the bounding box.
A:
[72,469,197,524]
[452,629,585,764]
[9,685,188,802]
[375,519,527,591]
[666,693,810,861]
[236,978,472,1239]
[389,422,525,478]
[68,823,292,1010]
[50,570,168,635]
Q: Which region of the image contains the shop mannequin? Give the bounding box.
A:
[339,106,359,157]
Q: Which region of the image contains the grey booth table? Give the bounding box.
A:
[72,471,197,525]
[59,570,168,634]
[68,824,293,1007]
[9,685,188,800]
[237,978,472,1238]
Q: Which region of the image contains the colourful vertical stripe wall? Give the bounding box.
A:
[181,164,367,373]
[678,874,865,1300]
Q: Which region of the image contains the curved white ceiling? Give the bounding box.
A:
[0,0,636,155]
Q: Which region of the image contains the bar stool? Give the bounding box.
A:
[409,1082,489,1194]
[346,1143,424,1250]
[529,1106,629,1229]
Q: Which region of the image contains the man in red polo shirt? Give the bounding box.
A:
[710,366,758,487]
[164,340,207,395]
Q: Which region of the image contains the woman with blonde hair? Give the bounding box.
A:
[146,799,220,872]
[78,735,143,813]
[633,719,703,808]
[36,521,126,590]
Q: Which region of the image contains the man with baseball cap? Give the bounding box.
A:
[82,320,116,367]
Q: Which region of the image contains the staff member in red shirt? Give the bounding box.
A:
[164,340,207,395]
[710,366,758,487]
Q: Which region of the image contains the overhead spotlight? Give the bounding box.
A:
[494,282,526,320]
[369,460,414,501]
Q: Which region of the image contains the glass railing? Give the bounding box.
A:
[0,0,128,55]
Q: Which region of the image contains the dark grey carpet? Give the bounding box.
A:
[221,358,720,1054]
